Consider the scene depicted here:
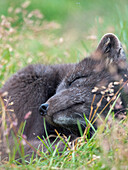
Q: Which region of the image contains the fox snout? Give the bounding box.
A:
[39,103,49,116]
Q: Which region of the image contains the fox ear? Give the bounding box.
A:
[93,33,126,62]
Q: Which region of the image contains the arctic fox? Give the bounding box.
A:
[0,33,128,161]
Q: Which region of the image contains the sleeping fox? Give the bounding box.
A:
[0,33,128,161]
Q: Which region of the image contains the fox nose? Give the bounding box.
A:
[39,103,49,116]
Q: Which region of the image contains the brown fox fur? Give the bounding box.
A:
[0,33,128,162]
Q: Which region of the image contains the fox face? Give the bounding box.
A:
[39,33,128,135]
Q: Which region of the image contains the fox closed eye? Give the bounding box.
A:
[69,76,87,86]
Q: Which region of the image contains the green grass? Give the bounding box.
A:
[0,0,128,169]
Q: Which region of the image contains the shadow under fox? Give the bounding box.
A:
[0,33,128,161]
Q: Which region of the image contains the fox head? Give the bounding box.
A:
[39,33,128,135]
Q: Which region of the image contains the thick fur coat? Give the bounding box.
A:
[0,33,128,161]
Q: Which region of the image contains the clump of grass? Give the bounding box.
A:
[96,118,128,169]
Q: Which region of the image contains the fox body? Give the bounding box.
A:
[0,33,128,160]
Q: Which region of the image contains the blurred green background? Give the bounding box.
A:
[0,0,128,34]
[0,0,128,25]
[0,0,128,84]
